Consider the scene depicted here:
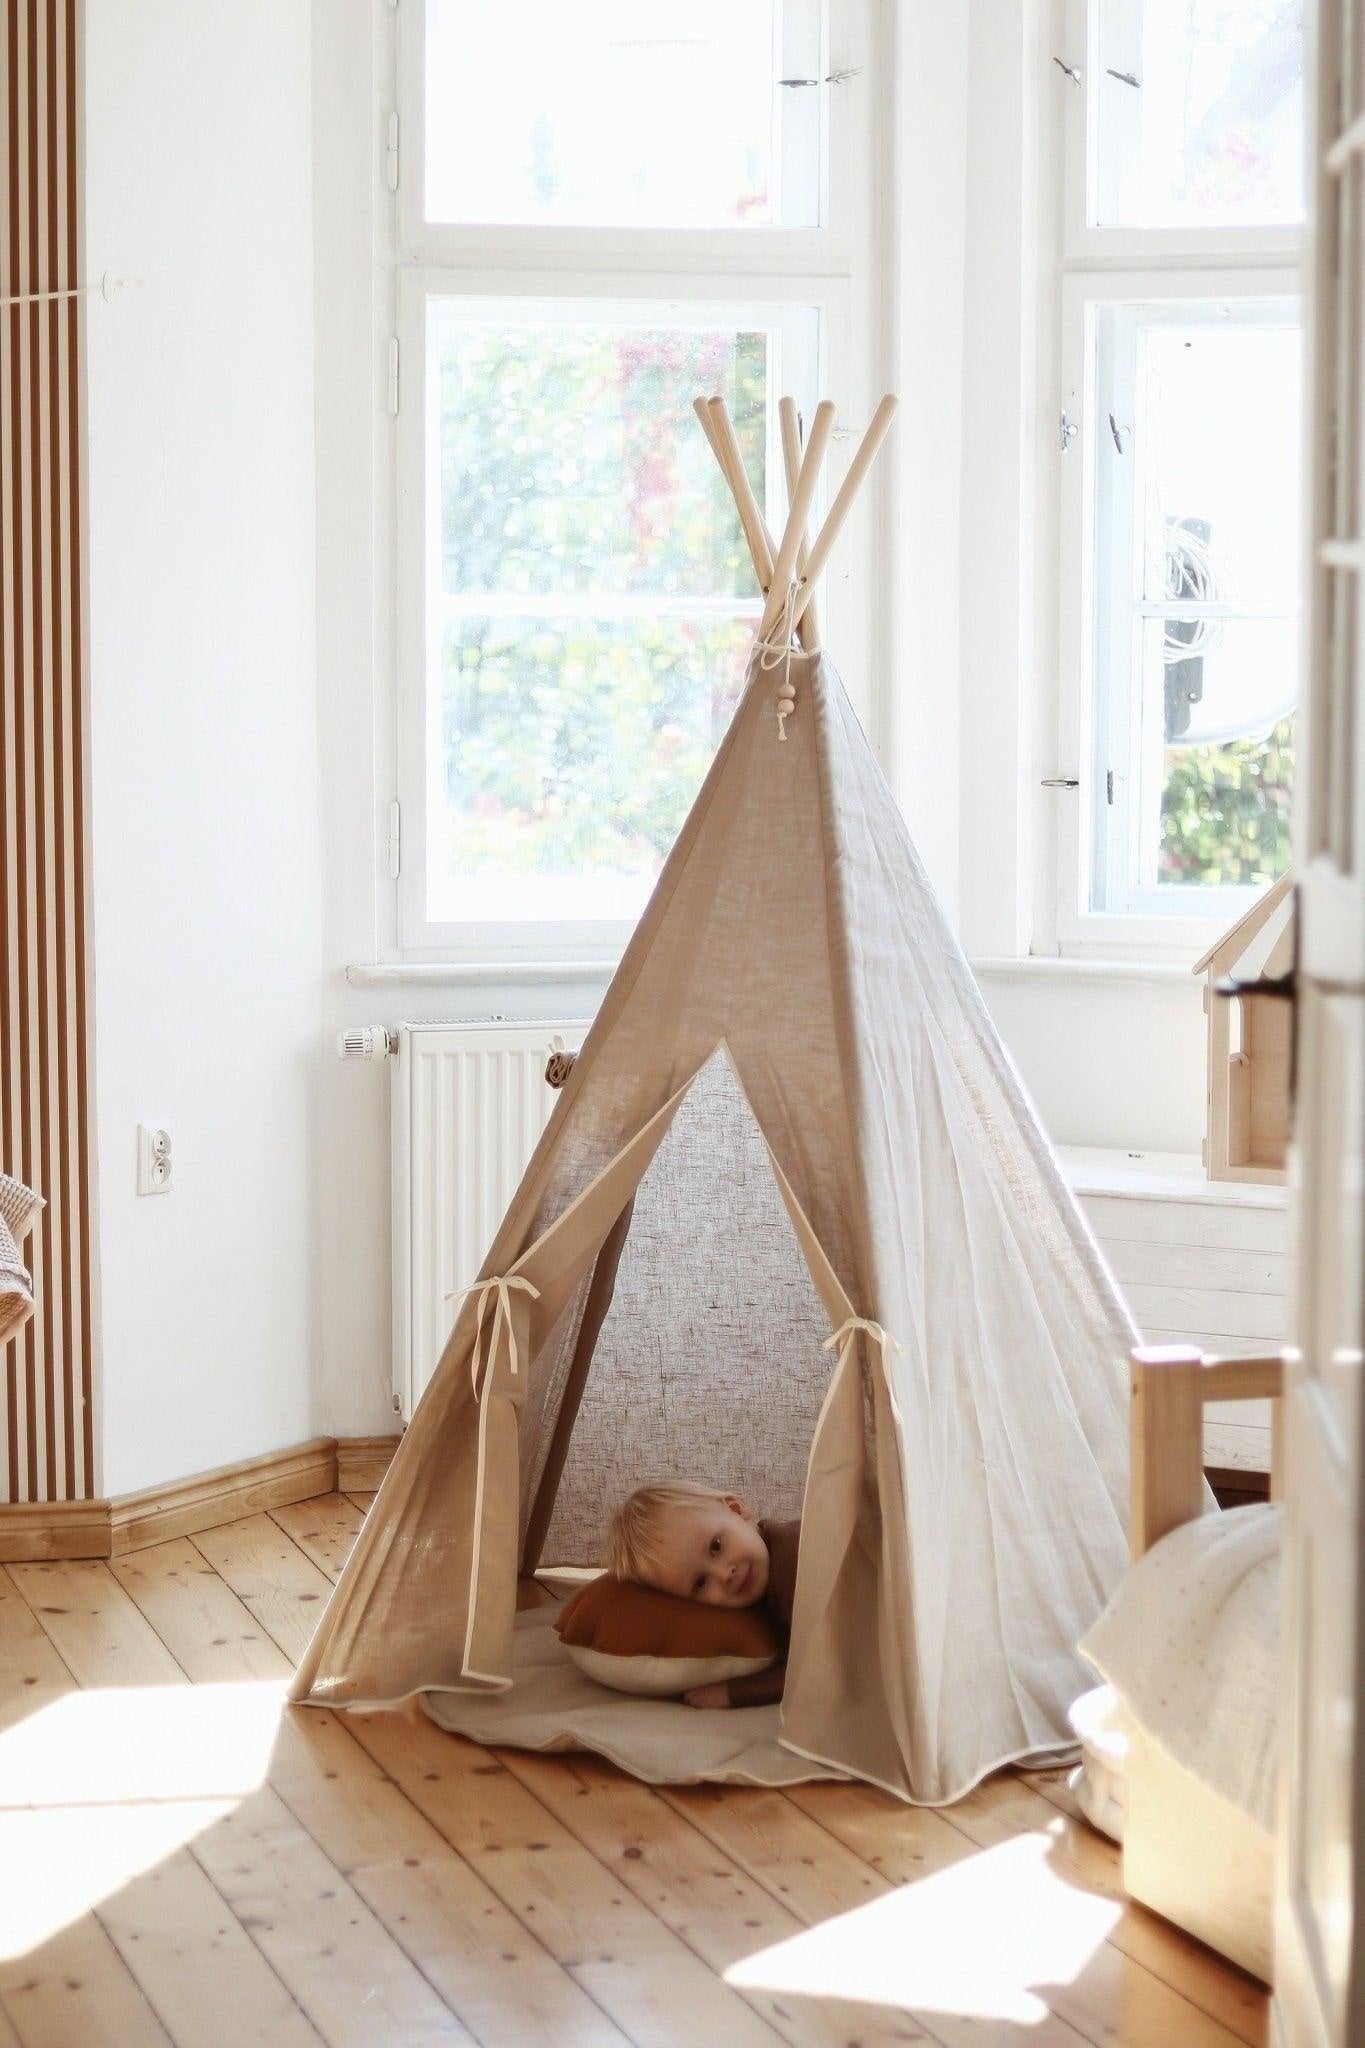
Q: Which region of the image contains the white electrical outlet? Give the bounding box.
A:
[137,1125,173,1195]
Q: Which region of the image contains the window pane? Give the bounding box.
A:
[432,309,768,600]
[1137,316,1301,610]
[425,0,819,229]
[1095,0,1304,227]
[421,298,818,933]
[1158,701,1295,888]
[430,614,751,923]
[1136,616,1297,883]
[1090,298,1302,912]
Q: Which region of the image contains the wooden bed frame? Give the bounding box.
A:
[1118,1342,1286,1983]
[1130,1342,1285,1561]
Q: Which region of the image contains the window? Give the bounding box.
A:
[412,296,818,930]
[1090,0,1304,229]
[390,3,866,962]
[421,2,823,231]
[1056,0,1305,943]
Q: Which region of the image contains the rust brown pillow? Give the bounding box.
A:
[554,1574,781,1698]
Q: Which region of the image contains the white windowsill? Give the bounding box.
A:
[1058,1145,1288,1208]
[350,954,1197,990]
[346,959,620,987]
[971,956,1196,986]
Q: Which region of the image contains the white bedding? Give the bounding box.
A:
[1080,1502,1281,1830]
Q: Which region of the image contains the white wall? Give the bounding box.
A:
[84,0,322,1494]
[978,967,1207,1154]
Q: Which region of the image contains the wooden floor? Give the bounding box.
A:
[0,1493,1269,2048]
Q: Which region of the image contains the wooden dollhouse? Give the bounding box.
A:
[1192,874,1295,1185]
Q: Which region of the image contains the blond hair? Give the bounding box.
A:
[606,1480,732,1584]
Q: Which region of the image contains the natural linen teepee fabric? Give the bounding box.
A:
[290,648,1135,1805]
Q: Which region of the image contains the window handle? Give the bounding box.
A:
[1106,68,1141,88]
[1052,56,1082,85]
[779,67,862,88]
[1041,777,1081,789]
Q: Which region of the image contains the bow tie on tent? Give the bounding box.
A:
[447,1273,541,1398]
[823,1317,903,1417]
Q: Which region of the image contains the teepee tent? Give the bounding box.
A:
[290,394,1135,1805]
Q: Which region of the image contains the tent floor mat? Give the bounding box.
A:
[421,1604,847,1789]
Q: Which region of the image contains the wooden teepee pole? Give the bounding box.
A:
[778,397,821,650]
[694,395,817,654]
[758,398,835,642]
[693,397,772,596]
[791,394,899,632]
[520,1196,636,1575]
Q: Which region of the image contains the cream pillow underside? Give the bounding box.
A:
[563,1644,775,1699]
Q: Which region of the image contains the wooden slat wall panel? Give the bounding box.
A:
[1,0,94,1502]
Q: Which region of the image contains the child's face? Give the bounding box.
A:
[644,1497,770,1607]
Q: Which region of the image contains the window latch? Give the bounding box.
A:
[1108,412,1131,453]
[1041,777,1081,789]
[1052,56,1082,85]
[1106,68,1141,88]
[779,67,862,87]
[1060,410,1079,452]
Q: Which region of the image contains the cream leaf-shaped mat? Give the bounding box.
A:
[421,1603,844,1789]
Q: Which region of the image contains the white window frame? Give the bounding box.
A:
[1063,0,1306,266]
[401,0,831,251]
[382,0,876,968]
[1048,0,1306,960]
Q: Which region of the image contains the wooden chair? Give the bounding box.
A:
[1130,1342,1285,1561]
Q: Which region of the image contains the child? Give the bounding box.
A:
[606,1480,800,1709]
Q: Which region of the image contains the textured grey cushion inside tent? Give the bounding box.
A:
[533,1052,833,1566]
[423,1603,845,1788]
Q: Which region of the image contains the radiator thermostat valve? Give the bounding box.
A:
[337,1026,397,1062]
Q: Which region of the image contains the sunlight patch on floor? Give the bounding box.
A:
[0,1680,285,1958]
[724,1826,1121,2024]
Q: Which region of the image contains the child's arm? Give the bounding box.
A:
[683,1660,786,1710]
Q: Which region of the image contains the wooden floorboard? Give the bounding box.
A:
[932,1773,1270,2045]
[5,1560,463,2047]
[200,1516,796,2048]
[1,1908,178,2047]
[788,1780,1248,2048]
[0,1504,1270,2048]
[113,1538,630,2048]
[270,1493,1269,2048]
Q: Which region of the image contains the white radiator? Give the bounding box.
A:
[391,1022,584,1418]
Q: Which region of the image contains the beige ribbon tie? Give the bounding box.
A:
[823,1318,903,1426]
[447,1273,542,1398]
